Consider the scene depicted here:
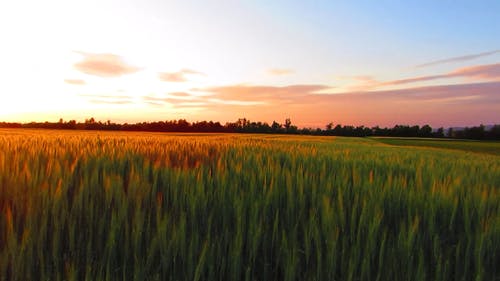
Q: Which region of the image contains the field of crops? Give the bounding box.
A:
[372,137,500,156]
[0,129,499,281]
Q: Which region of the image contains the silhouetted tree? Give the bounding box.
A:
[271,121,282,133]
[284,118,292,132]
[447,127,454,138]
[488,125,500,140]
[419,125,432,137]
[434,127,444,138]
[326,122,334,131]
[1,117,498,140]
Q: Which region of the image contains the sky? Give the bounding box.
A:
[0,0,499,128]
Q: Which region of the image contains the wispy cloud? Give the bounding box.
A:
[198,82,498,105]
[142,90,262,108]
[88,99,133,105]
[198,84,331,104]
[382,63,500,86]
[64,79,86,85]
[348,75,376,82]
[142,95,208,108]
[190,82,500,127]
[158,72,186,82]
[169,92,192,97]
[415,50,500,68]
[317,82,500,127]
[74,52,139,77]
[346,81,500,105]
[205,98,264,106]
[349,63,500,91]
[80,94,132,99]
[142,92,197,104]
[379,74,447,86]
[80,94,133,105]
[336,75,378,91]
[450,63,500,80]
[138,81,499,127]
[268,68,294,75]
[158,69,205,82]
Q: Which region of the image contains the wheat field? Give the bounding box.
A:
[0,129,499,280]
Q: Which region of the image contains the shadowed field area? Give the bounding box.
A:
[0,129,499,281]
[372,137,500,156]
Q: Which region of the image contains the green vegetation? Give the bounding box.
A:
[0,130,499,281]
[372,137,500,156]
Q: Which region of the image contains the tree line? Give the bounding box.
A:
[0,118,499,140]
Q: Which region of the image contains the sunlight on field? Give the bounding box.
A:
[0,129,499,280]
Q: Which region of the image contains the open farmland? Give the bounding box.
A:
[372,137,500,156]
[0,129,499,281]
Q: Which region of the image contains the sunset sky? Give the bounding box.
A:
[0,0,499,128]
